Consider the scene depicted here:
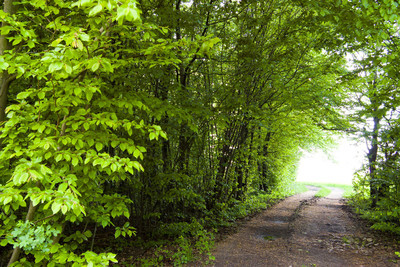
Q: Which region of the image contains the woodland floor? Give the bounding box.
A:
[202,186,400,267]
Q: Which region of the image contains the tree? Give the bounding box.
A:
[0,0,173,265]
[343,0,400,233]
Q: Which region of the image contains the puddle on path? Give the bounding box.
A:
[271,220,286,224]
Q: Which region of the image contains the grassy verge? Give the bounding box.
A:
[314,186,331,198]
[296,181,354,198]
[285,182,309,196]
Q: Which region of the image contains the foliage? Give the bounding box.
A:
[0,0,170,265]
[344,0,400,236]
[350,167,400,235]
[2,221,60,253]
[137,225,215,267]
[1,0,399,265]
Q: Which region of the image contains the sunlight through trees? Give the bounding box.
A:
[297,138,366,185]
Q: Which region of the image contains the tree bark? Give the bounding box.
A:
[260,132,272,191]
[8,197,37,266]
[235,123,249,200]
[0,0,15,123]
[368,115,380,208]
[211,120,249,206]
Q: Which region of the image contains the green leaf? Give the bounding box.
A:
[59,183,68,192]
[49,62,63,73]
[101,59,114,72]
[74,87,82,96]
[50,38,62,47]
[61,205,68,214]
[95,143,103,151]
[87,138,95,147]
[116,6,126,25]
[0,238,8,246]
[32,195,41,206]
[52,202,62,214]
[64,153,71,161]
[45,152,52,160]
[149,132,156,140]
[12,36,22,45]
[115,229,121,238]
[111,140,119,148]
[125,6,140,22]
[133,149,140,158]
[4,205,10,214]
[38,124,46,133]
[0,57,9,70]
[4,196,12,205]
[101,160,110,168]
[91,61,100,72]
[132,161,142,171]
[111,163,117,172]
[55,154,63,162]
[80,0,92,7]
[35,253,45,263]
[80,32,90,42]
[83,122,90,131]
[93,158,102,166]
[72,123,79,131]
[111,209,118,218]
[89,4,103,17]
[17,91,31,100]
[65,64,73,74]
[123,211,130,218]
[389,14,398,23]
[38,91,46,99]
[160,131,167,139]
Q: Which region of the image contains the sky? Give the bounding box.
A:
[296,137,367,185]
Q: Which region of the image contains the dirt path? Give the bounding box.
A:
[210,187,400,266]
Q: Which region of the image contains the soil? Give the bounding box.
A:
[209,186,400,267]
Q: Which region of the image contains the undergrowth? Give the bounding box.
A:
[127,182,308,266]
[348,173,400,236]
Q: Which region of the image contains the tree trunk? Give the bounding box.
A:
[176,65,192,174]
[176,123,192,174]
[211,143,231,206]
[235,123,249,200]
[212,121,249,206]
[155,76,172,173]
[8,197,37,266]
[260,132,272,191]
[368,115,380,208]
[0,0,15,123]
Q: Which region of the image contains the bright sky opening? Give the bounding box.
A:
[296,137,366,185]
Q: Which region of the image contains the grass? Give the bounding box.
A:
[296,181,354,198]
[314,186,331,198]
[284,182,309,196]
